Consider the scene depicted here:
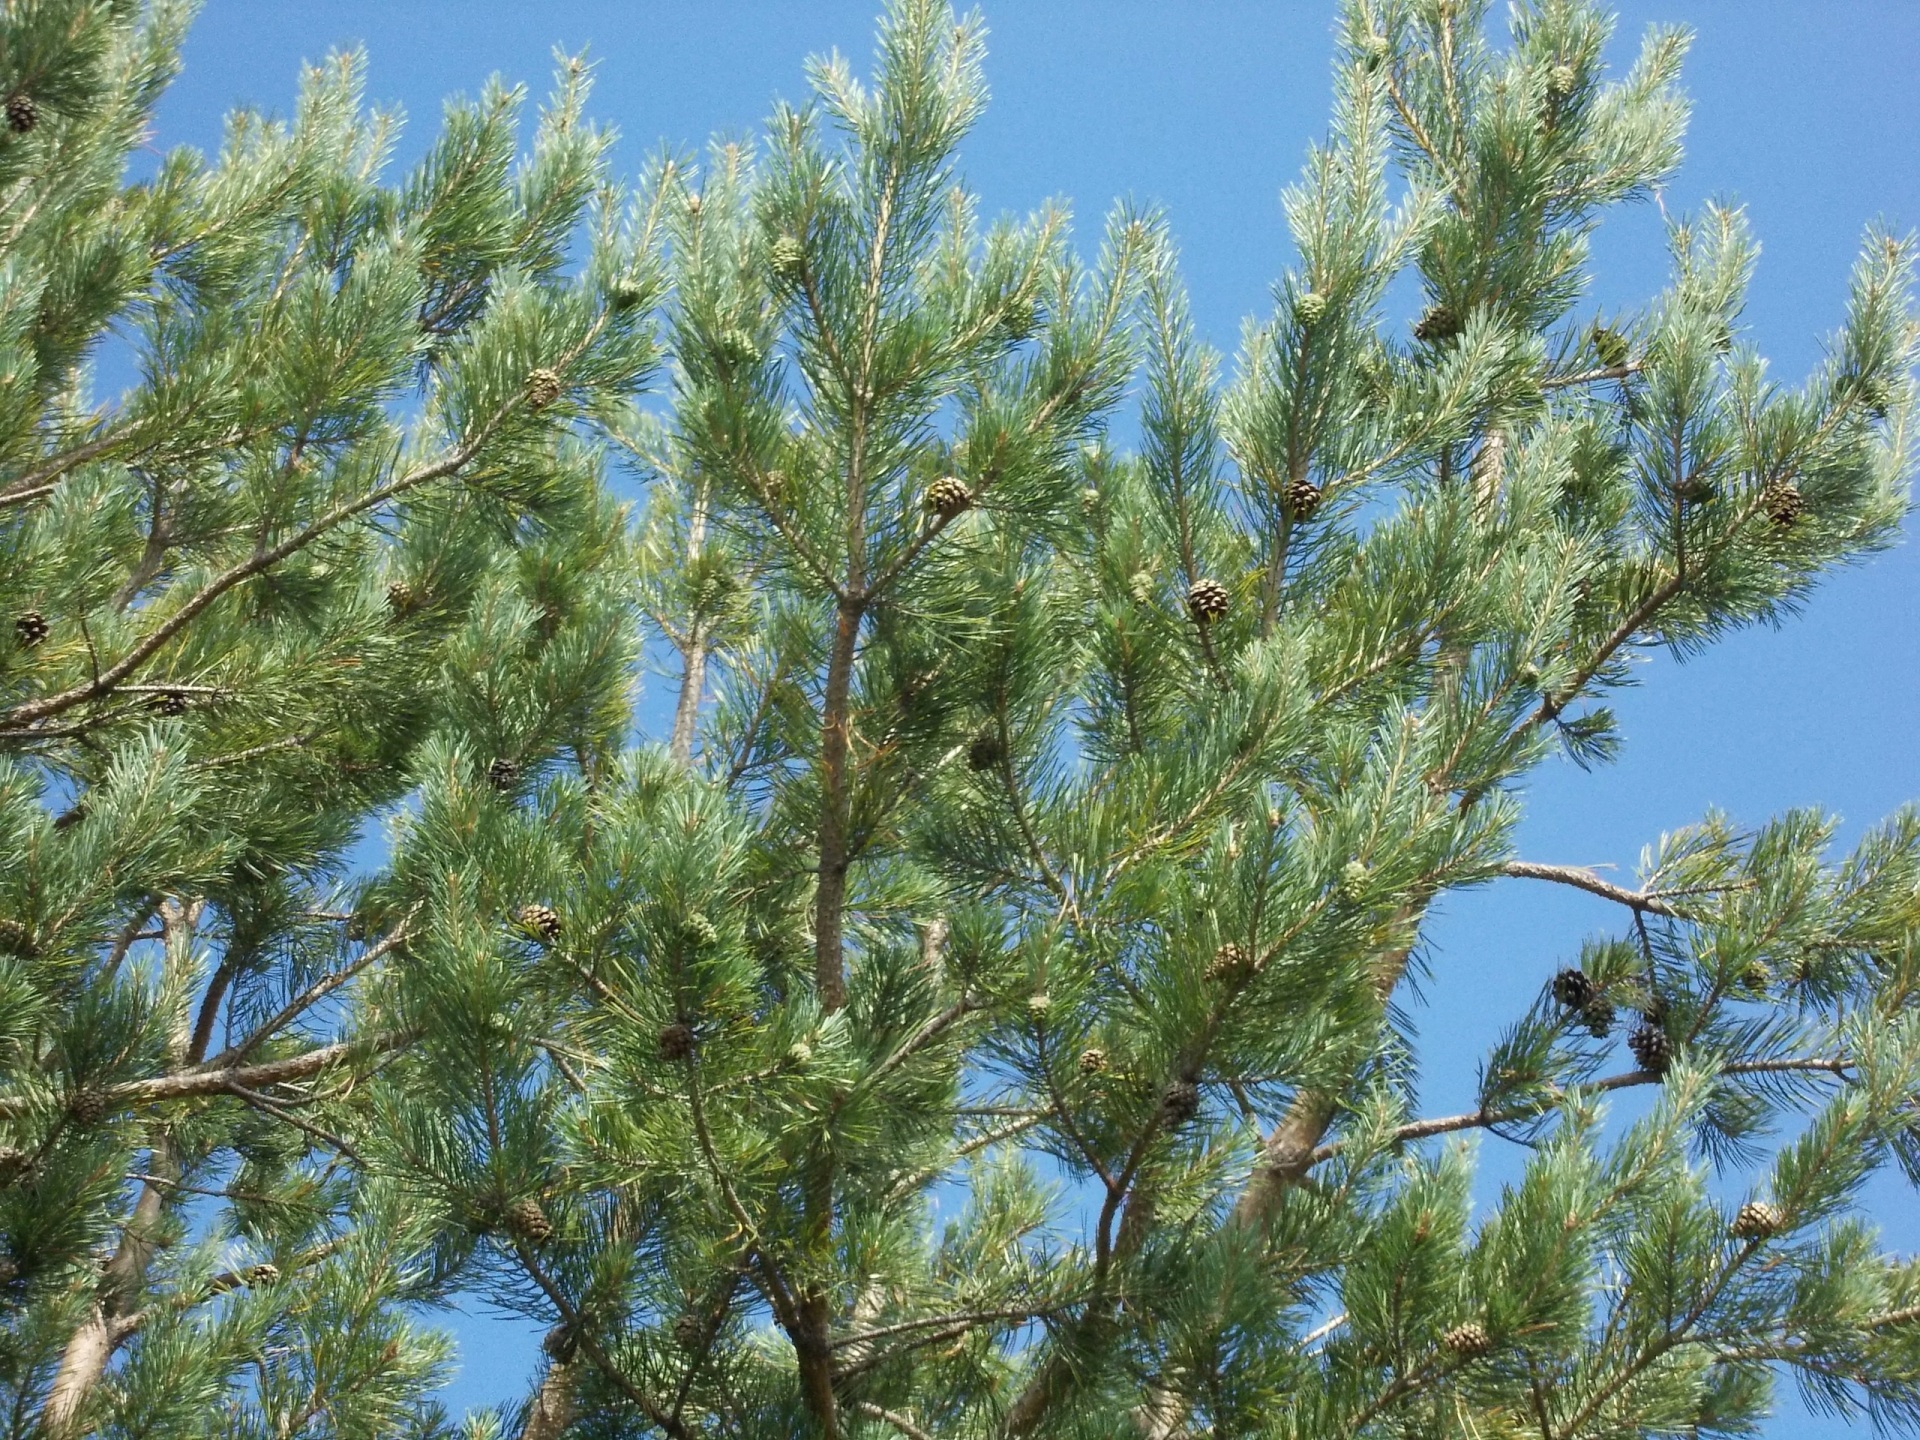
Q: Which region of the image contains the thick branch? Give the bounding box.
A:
[0,1032,413,1118]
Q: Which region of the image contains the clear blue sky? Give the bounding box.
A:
[151,3,1920,1431]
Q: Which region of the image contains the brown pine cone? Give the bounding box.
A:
[966,729,1003,772]
[0,1146,31,1187]
[1443,1321,1492,1358]
[1731,1200,1785,1241]
[1077,1046,1108,1075]
[1763,480,1806,528]
[1413,304,1462,344]
[1284,477,1323,521]
[1186,577,1230,623]
[923,476,973,519]
[1160,1080,1201,1125]
[13,611,48,648]
[487,757,520,792]
[68,1089,109,1128]
[518,904,562,943]
[1628,1023,1672,1075]
[1551,968,1594,1011]
[526,368,563,410]
[1204,943,1251,984]
[506,1198,553,1245]
[658,1022,696,1062]
[6,95,37,134]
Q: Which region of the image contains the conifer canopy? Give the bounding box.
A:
[2,3,1918,1439]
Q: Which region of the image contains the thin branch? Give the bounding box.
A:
[1310,1056,1854,1165]
[1501,861,1680,917]
[829,1307,1055,1352]
[863,996,983,1090]
[1534,572,1685,726]
[853,1401,937,1440]
[1,315,606,732]
[224,1082,366,1166]
[209,920,415,1068]
[1541,361,1642,392]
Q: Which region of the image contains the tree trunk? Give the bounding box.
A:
[43,1142,178,1438]
[518,1363,576,1440]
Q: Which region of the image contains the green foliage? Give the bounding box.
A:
[3,2,1919,1439]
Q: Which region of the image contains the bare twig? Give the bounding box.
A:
[853,1401,937,1440]
[1501,861,1680,917]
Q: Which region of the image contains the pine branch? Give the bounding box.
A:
[0,1032,416,1118]
[207,921,415,1069]
[1,314,609,732]
[1307,1056,1854,1167]
[853,1402,937,1440]
[1499,861,1681,916]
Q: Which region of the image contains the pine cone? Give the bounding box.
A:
[1077,1046,1108,1075]
[1204,943,1251,984]
[1186,577,1230,623]
[1443,1322,1492,1359]
[543,1324,578,1361]
[717,327,758,367]
[0,1146,31,1187]
[1413,304,1461,344]
[526,368,563,410]
[769,233,805,280]
[1360,33,1390,70]
[1284,477,1323,522]
[149,689,190,716]
[1740,961,1772,994]
[1547,63,1578,98]
[658,1022,695,1062]
[609,277,647,311]
[1551,968,1594,1011]
[13,611,48,649]
[518,904,562,943]
[924,476,973,519]
[68,1089,109,1128]
[673,1313,705,1351]
[247,1263,281,1286]
[1591,326,1630,370]
[385,581,415,616]
[1628,1023,1673,1075]
[1160,1080,1201,1125]
[1295,290,1328,326]
[506,1198,553,1245]
[487,757,520,792]
[966,729,1003,773]
[1731,1200,1785,1241]
[0,918,32,957]
[1582,997,1615,1038]
[1764,481,1806,528]
[5,95,37,134]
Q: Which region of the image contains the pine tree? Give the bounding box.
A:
[4,3,1920,1440]
[0,2,663,1435]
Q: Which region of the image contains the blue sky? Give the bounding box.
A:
[150,3,1920,1431]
